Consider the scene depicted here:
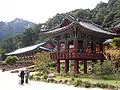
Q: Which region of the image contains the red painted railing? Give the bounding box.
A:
[50,49,105,60]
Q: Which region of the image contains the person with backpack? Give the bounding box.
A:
[25,69,30,84]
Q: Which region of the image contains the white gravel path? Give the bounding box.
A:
[0,70,108,90]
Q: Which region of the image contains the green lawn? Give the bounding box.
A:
[55,75,120,86]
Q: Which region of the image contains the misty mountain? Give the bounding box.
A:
[0,18,36,39]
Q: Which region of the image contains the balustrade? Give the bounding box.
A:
[51,48,104,60]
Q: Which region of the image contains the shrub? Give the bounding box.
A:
[91,83,96,88]
[63,80,68,84]
[71,78,74,81]
[58,80,63,83]
[82,81,91,88]
[49,78,55,83]
[74,80,82,87]
[0,61,3,65]
[5,56,18,65]
[96,83,108,88]
[43,74,48,80]
[48,62,56,67]
[29,75,34,80]
[35,76,41,81]
[94,61,113,75]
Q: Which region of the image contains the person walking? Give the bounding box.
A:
[25,69,30,84]
[19,70,25,84]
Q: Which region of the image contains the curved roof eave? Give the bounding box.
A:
[79,21,117,36]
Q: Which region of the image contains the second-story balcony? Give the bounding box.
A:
[50,49,105,60]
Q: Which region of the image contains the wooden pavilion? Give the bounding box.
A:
[44,14,119,74]
[5,40,56,61]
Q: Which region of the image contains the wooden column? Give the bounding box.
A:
[33,52,36,60]
[57,42,60,59]
[65,41,69,58]
[19,55,22,61]
[21,54,23,61]
[57,60,60,73]
[92,41,96,55]
[23,53,25,60]
[74,60,79,74]
[84,60,87,74]
[74,39,78,58]
[100,44,103,53]
[65,60,69,73]
[83,39,86,54]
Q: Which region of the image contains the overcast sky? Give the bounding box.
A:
[0,0,108,23]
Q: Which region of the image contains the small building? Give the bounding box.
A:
[111,21,120,34]
[103,21,120,49]
[5,40,56,61]
[44,14,119,74]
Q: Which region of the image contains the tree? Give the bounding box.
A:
[14,34,23,48]
[106,49,120,83]
[71,9,92,20]
[22,28,39,47]
[110,38,120,48]
[105,38,120,84]
[2,36,17,52]
[33,52,54,74]
[5,56,18,65]
[0,49,6,61]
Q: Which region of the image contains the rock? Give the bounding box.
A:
[10,70,19,73]
[48,73,55,78]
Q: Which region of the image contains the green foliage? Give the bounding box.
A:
[5,56,18,65]
[43,74,48,79]
[94,61,113,75]
[0,49,6,55]
[0,0,120,54]
[35,76,41,81]
[106,49,120,84]
[22,28,39,47]
[34,52,55,74]
[2,36,17,52]
[0,61,3,65]
[110,38,120,48]
[71,9,92,20]
[29,74,34,80]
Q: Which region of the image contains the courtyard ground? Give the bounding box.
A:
[0,69,108,90]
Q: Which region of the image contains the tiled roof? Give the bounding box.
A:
[111,21,120,29]
[5,40,55,55]
[103,39,112,44]
[44,22,73,34]
[79,21,117,35]
[115,23,120,28]
[5,44,40,55]
[44,20,117,36]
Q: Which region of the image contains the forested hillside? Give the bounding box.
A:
[45,0,120,29]
[0,18,35,39]
[0,0,119,53]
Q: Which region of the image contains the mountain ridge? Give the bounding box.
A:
[0,18,36,39]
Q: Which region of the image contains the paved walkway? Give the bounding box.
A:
[0,70,107,90]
